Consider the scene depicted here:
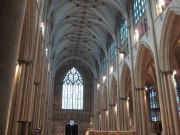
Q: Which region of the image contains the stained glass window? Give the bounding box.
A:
[102,54,107,71]
[62,67,83,110]
[110,41,116,60]
[133,0,146,24]
[147,87,159,122]
[120,16,128,46]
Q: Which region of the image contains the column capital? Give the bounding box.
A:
[160,70,173,75]
[135,87,145,91]
[17,120,31,124]
[109,103,115,107]
[102,108,107,111]
[18,59,32,65]
[34,81,40,85]
[120,97,127,100]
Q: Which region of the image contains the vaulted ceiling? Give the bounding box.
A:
[49,0,128,77]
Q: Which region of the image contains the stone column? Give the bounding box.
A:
[127,5,138,132]
[167,73,180,135]
[120,98,129,131]
[160,71,180,135]
[93,79,98,130]
[0,1,27,134]
[136,88,147,135]
[119,98,124,130]
[161,72,174,134]
[101,110,104,130]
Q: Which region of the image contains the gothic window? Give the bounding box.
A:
[102,54,107,71]
[62,67,83,110]
[120,16,128,46]
[110,41,116,60]
[133,0,146,24]
[147,87,159,122]
[133,0,148,43]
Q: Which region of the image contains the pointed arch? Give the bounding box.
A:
[135,42,160,134]
[109,75,118,105]
[120,62,131,97]
[135,42,155,88]
[159,8,180,71]
[159,7,180,121]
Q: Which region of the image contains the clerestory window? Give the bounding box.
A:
[120,16,128,46]
[133,0,146,24]
[110,41,116,60]
[62,67,83,110]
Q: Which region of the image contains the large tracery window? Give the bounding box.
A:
[133,0,148,43]
[62,67,83,110]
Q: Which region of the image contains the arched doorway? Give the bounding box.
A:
[65,120,78,135]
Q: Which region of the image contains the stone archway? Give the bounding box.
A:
[135,43,158,135]
[159,9,180,135]
[120,63,133,131]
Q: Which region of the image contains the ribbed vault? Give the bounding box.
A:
[49,0,128,76]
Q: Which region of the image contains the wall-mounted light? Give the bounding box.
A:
[110,66,113,74]
[41,22,45,36]
[15,62,19,76]
[41,22,44,29]
[120,53,124,62]
[158,0,165,7]
[97,84,100,89]
[103,76,106,82]
[45,48,48,57]
[156,0,165,15]
[173,70,177,76]
[134,29,139,43]
[145,86,148,91]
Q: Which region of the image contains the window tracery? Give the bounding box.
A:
[62,67,83,110]
[147,87,160,122]
[120,16,128,46]
[133,0,148,43]
[110,41,116,60]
